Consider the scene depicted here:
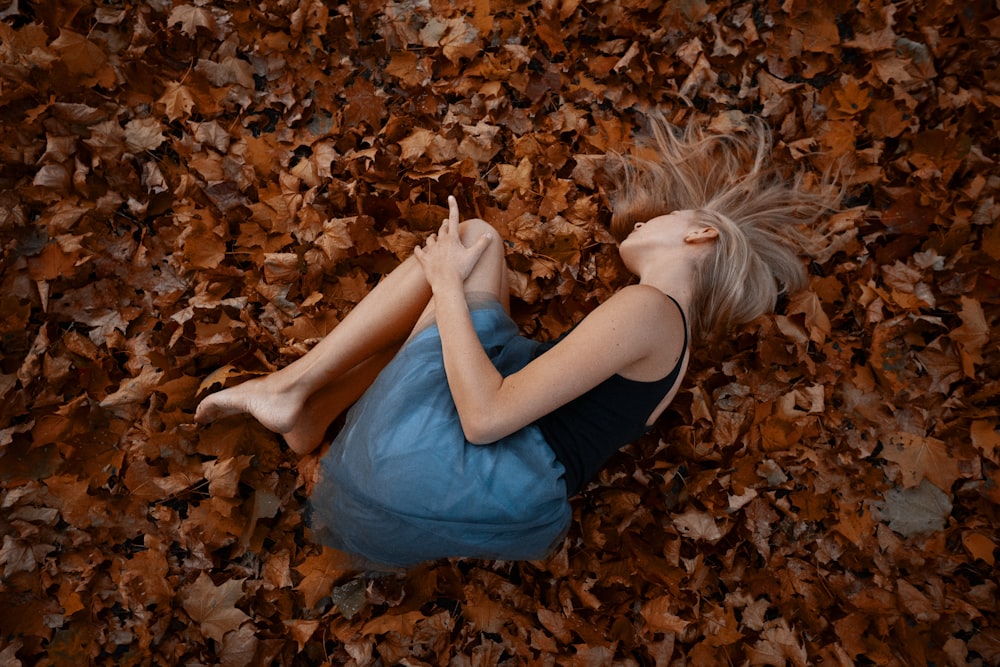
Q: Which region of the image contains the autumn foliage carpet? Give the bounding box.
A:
[1,0,998,665]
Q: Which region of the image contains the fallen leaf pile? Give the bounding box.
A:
[1,0,998,665]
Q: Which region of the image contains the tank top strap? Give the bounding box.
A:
[663,294,689,354]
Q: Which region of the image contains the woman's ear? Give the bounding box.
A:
[685,226,719,244]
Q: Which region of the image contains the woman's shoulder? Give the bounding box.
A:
[601,284,681,321]
[568,284,684,347]
[597,285,688,381]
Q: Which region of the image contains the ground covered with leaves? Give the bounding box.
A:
[0,0,998,664]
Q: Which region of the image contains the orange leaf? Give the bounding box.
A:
[881,431,961,491]
[360,610,426,637]
[833,77,871,115]
[493,158,533,204]
[439,18,481,65]
[159,81,197,121]
[950,296,989,376]
[295,548,350,609]
[962,532,996,565]
[202,455,253,498]
[970,420,1000,464]
[640,596,690,635]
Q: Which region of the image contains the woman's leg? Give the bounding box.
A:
[195,219,507,454]
[194,255,430,433]
[281,344,400,455]
[406,218,509,340]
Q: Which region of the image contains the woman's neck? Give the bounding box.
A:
[633,253,699,313]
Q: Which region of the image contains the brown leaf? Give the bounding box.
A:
[99,365,164,413]
[0,535,39,575]
[295,548,350,609]
[124,118,166,153]
[493,158,533,204]
[970,420,1000,464]
[181,572,251,642]
[169,5,217,37]
[159,81,197,121]
[880,431,961,491]
[202,455,252,498]
[950,296,989,376]
[50,29,115,86]
[640,596,691,635]
[747,619,808,667]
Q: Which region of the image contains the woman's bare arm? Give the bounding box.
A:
[416,201,682,444]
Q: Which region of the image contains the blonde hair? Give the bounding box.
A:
[609,115,838,342]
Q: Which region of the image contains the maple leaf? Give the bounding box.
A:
[124,117,166,153]
[747,618,808,667]
[99,365,164,413]
[385,51,431,87]
[1,0,995,663]
[458,121,501,163]
[834,500,877,548]
[640,596,691,635]
[117,542,173,608]
[0,535,38,575]
[168,5,218,38]
[701,603,744,648]
[32,163,70,190]
[181,571,251,643]
[181,224,227,270]
[461,584,508,634]
[438,17,480,65]
[398,127,458,164]
[49,29,115,87]
[219,623,258,666]
[295,548,351,609]
[673,507,729,542]
[284,619,321,651]
[875,480,953,537]
[493,158,534,205]
[197,365,258,397]
[202,455,252,498]
[880,431,961,491]
[196,56,256,89]
[950,296,989,376]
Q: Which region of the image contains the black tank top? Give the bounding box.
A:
[533,295,688,496]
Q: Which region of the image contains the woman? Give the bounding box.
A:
[196,117,836,569]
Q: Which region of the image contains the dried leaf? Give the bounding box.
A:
[169,5,217,37]
[880,431,961,491]
[875,480,953,537]
[2,2,995,665]
[181,572,251,643]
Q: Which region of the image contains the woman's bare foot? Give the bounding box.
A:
[282,399,334,456]
[195,375,304,436]
[196,374,339,456]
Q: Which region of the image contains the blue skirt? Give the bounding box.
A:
[307,301,572,569]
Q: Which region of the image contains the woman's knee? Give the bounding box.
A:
[457,219,507,295]
[459,219,501,250]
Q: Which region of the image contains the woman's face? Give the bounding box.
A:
[620,209,700,249]
[618,209,715,274]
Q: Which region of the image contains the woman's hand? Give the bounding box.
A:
[414,196,493,292]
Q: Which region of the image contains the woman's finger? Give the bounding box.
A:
[447,195,460,235]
